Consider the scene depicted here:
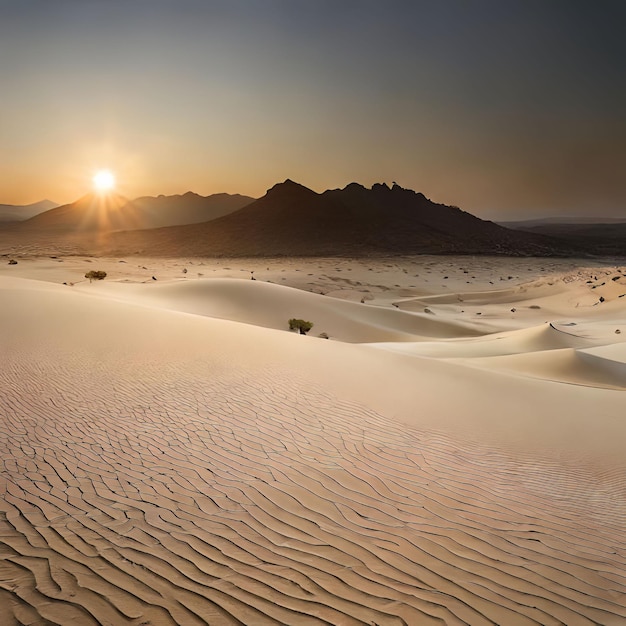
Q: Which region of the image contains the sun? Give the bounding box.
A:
[92,169,116,192]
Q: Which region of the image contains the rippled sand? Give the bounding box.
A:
[1,256,625,625]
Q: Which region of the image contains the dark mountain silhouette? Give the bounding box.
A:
[99,180,580,257]
[0,199,58,222]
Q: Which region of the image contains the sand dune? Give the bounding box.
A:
[81,277,484,343]
[453,347,626,389]
[1,257,625,625]
[369,323,595,359]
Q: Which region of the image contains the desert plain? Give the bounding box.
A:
[1,253,625,625]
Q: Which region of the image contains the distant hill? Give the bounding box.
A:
[500,216,626,228]
[0,199,58,222]
[501,218,626,257]
[16,192,254,233]
[99,180,579,258]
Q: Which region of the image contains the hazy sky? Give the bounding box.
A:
[1,0,625,218]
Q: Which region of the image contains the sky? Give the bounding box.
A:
[1,0,625,219]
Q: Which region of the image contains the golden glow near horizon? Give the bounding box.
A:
[93,170,116,193]
[2,4,625,218]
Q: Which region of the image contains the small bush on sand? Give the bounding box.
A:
[85,270,107,283]
[289,318,313,335]
[8,259,17,265]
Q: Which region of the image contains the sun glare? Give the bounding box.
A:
[93,170,115,192]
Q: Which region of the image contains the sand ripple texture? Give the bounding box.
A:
[1,278,625,625]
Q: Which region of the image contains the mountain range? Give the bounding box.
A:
[99,180,577,257]
[0,180,600,257]
[16,191,254,233]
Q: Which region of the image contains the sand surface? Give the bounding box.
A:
[1,255,625,625]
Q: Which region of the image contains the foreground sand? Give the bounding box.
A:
[1,255,625,625]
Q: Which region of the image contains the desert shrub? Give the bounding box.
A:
[289,318,313,335]
[8,259,17,265]
[85,270,107,282]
